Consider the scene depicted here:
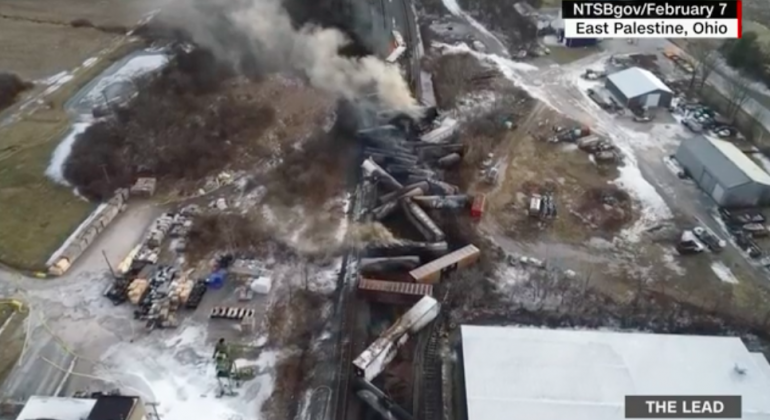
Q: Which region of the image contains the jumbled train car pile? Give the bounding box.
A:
[348,111,484,420]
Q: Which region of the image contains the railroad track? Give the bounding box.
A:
[420,318,443,420]
[332,288,357,420]
[398,0,421,94]
[331,180,371,420]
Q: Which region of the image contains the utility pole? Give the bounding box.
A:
[102,249,117,279]
[101,164,111,186]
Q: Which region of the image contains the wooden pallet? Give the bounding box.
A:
[210,307,255,320]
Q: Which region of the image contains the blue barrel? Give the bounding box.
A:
[207,269,227,289]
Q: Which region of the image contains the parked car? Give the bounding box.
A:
[692,226,725,252]
[682,118,703,133]
[677,230,705,255]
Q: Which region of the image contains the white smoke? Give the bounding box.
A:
[157,0,420,114]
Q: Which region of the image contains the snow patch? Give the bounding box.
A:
[97,324,277,420]
[84,54,169,103]
[711,261,739,284]
[40,71,70,85]
[83,57,99,68]
[45,122,92,185]
[42,72,74,95]
[439,0,509,56]
[311,259,341,294]
[615,163,672,242]
[497,265,531,289]
[661,249,686,276]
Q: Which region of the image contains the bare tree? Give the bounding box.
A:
[750,108,768,145]
[726,75,753,122]
[688,40,719,94]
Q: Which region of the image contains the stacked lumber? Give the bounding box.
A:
[168,275,195,308]
[127,279,149,305]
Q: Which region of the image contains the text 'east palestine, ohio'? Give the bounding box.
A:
[575,20,729,36]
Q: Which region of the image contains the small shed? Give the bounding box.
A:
[676,136,770,207]
[556,29,598,48]
[605,67,673,109]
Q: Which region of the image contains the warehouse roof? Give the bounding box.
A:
[15,396,97,420]
[708,137,770,185]
[607,67,672,99]
[681,136,770,187]
[461,326,770,420]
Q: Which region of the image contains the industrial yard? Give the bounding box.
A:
[2,0,770,419]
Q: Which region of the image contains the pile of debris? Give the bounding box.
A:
[573,186,633,231]
[130,265,201,329]
[672,101,737,137]
[545,125,623,164]
[103,205,205,323]
[357,110,484,260]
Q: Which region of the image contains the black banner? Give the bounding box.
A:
[562,0,740,19]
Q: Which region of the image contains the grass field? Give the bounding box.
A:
[0,38,141,271]
[0,0,146,27]
[0,19,120,80]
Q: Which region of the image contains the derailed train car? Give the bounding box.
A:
[352,295,440,381]
[357,278,433,306]
[408,244,480,284]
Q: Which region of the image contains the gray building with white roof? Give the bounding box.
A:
[676,136,770,207]
[605,66,673,109]
[460,326,770,420]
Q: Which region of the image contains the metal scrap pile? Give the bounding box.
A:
[355,110,483,283]
[130,265,200,329]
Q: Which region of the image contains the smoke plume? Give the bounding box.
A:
[345,222,400,249]
[157,0,420,114]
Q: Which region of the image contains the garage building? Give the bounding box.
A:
[605,67,673,109]
[676,136,770,207]
[460,326,770,420]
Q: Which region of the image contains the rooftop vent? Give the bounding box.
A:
[734,363,747,375]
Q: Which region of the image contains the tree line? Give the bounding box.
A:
[721,31,770,87]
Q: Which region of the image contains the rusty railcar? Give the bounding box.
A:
[357,278,433,306]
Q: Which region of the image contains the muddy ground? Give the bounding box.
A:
[0,0,141,80]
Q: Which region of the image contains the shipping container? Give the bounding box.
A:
[352,296,440,381]
[471,194,486,219]
[358,278,433,305]
[409,244,481,283]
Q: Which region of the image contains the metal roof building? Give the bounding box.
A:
[676,136,770,207]
[460,326,770,420]
[605,67,673,109]
[14,395,147,420]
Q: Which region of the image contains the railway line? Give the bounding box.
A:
[414,314,444,420]
[329,0,426,416]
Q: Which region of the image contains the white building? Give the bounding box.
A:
[461,326,770,420]
[14,395,148,420]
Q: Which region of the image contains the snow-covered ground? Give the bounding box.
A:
[96,324,276,420]
[41,72,75,96]
[711,261,739,284]
[43,50,170,186]
[439,0,509,56]
[81,54,168,108]
[45,123,92,185]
